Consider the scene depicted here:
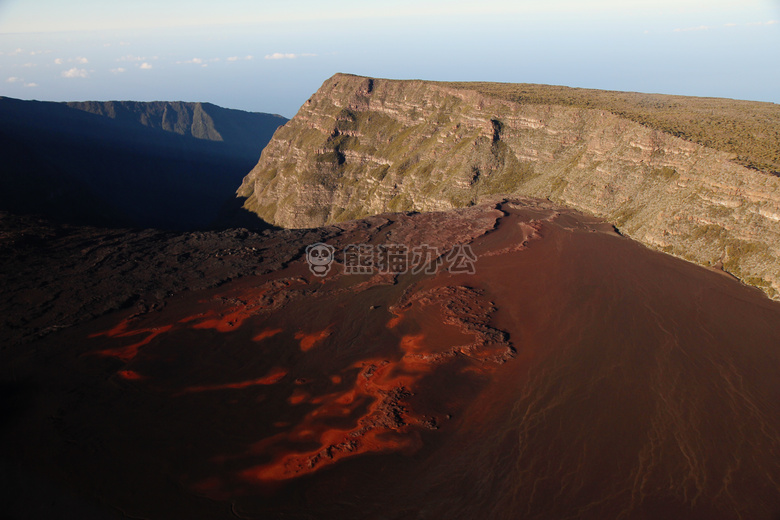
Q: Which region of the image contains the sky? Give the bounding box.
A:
[0,0,778,117]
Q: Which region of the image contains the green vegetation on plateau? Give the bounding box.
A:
[446,81,780,175]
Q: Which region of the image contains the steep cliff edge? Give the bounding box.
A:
[238,74,780,298]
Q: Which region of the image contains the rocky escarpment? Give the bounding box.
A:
[238,74,780,298]
[67,100,287,159]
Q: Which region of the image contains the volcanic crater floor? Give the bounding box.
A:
[1,199,780,520]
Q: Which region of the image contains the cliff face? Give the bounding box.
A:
[238,74,780,298]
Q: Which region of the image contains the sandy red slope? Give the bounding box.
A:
[1,199,779,519]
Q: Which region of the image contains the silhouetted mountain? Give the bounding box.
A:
[0,97,286,230]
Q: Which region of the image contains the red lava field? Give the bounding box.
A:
[1,199,779,519]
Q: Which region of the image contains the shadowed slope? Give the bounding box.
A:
[66,100,286,161]
[0,97,286,229]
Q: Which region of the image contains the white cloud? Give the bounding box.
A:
[110,67,126,74]
[264,52,316,60]
[177,57,221,65]
[139,62,153,69]
[5,76,39,87]
[22,63,36,68]
[62,67,88,78]
[676,19,779,33]
[266,53,296,60]
[674,25,712,32]
[227,55,254,62]
[118,55,145,62]
[53,57,89,65]
[227,56,239,61]
[6,49,49,56]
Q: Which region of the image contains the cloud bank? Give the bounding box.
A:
[264,52,316,60]
[62,67,88,78]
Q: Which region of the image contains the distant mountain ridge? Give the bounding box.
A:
[66,100,286,161]
[0,97,286,229]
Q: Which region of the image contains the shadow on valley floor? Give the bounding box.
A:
[0,96,286,231]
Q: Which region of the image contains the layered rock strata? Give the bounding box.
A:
[239,74,780,298]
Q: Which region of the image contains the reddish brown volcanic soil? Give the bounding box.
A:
[1,200,780,519]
